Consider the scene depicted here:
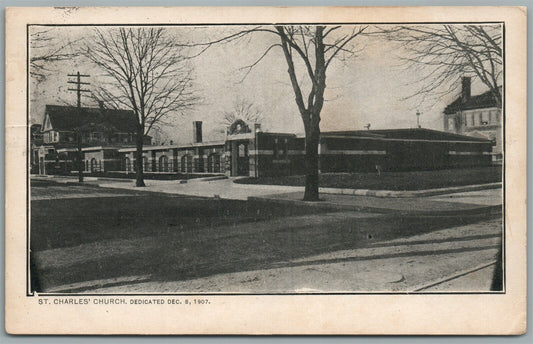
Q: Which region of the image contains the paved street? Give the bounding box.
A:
[89,218,501,293]
[30,177,503,293]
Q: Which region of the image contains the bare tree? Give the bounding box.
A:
[275,26,366,200]
[85,27,198,187]
[30,28,78,82]
[195,25,366,200]
[221,99,264,128]
[378,24,502,107]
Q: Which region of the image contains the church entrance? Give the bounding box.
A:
[230,140,249,176]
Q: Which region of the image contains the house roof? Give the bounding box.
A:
[322,128,490,142]
[43,105,138,133]
[444,88,501,114]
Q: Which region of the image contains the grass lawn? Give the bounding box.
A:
[29,183,501,291]
[30,193,330,251]
[235,166,502,191]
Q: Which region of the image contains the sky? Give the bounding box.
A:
[29,25,493,145]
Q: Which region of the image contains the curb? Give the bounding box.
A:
[184,175,228,183]
[32,176,99,182]
[247,196,502,216]
[235,180,501,198]
[319,182,502,198]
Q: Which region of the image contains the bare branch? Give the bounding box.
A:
[377,24,502,107]
[220,99,264,128]
[29,27,80,82]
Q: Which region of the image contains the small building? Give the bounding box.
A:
[443,77,502,162]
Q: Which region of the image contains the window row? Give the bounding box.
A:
[463,110,500,127]
[43,131,135,144]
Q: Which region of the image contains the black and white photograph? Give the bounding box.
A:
[5,6,527,335]
[28,22,505,294]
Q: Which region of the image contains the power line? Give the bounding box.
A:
[67,72,91,108]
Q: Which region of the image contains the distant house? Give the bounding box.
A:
[33,104,151,175]
[443,77,502,162]
[41,104,140,145]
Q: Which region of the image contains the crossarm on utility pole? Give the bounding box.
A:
[67,71,91,182]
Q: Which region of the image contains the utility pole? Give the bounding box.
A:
[416,110,421,128]
[67,72,90,182]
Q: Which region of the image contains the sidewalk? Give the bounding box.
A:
[32,175,502,215]
[249,188,502,215]
[33,175,300,200]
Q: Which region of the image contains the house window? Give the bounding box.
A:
[273,138,279,158]
[447,117,455,131]
[471,113,475,126]
[481,111,489,125]
[463,113,468,127]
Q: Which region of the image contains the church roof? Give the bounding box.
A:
[323,128,490,142]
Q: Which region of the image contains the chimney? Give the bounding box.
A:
[461,77,471,102]
[98,100,105,109]
[193,121,202,143]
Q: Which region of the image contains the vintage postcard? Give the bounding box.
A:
[5,6,527,334]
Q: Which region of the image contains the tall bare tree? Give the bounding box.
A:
[278,26,367,200]
[221,99,264,128]
[276,26,366,200]
[195,25,366,200]
[30,28,79,82]
[378,24,502,107]
[86,27,198,187]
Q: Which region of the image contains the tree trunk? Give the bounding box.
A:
[303,125,320,201]
[135,132,145,187]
